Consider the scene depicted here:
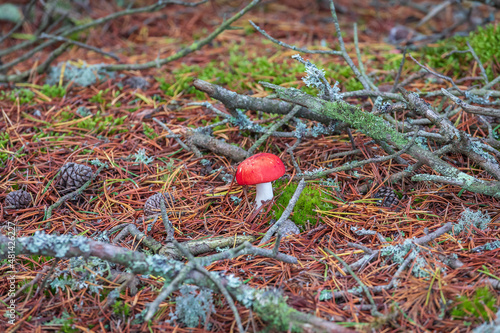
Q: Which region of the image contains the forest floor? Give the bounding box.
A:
[1,0,500,332]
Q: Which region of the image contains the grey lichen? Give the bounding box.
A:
[294,119,307,138]
[24,231,91,258]
[415,136,429,150]
[76,106,92,117]
[252,289,301,332]
[50,256,112,294]
[454,208,491,235]
[174,285,215,328]
[43,311,74,326]
[293,119,334,139]
[145,254,183,278]
[235,286,256,308]
[319,289,334,301]
[221,172,233,184]
[381,239,430,278]
[302,167,326,176]
[230,109,263,132]
[374,96,392,113]
[47,61,115,87]
[90,159,108,168]
[473,240,500,253]
[291,54,343,101]
[225,274,243,289]
[130,148,154,165]
[470,140,496,162]
[309,122,334,137]
[351,226,377,237]
[465,90,492,105]
[230,195,241,204]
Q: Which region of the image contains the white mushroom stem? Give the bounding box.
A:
[255,182,273,208]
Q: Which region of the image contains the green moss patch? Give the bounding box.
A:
[451,286,498,322]
[271,180,336,226]
[157,43,363,100]
[423,23,499,81]
[41,84,67,98]
[0,88,35,104]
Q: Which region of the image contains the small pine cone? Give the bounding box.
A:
[57,162,93,190]
[373,186,399,207]
[144,192,174,216]
[5,190,32,209]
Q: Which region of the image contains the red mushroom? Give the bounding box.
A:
[235,153,286,208]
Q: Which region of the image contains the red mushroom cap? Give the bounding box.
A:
[235,153,286,185]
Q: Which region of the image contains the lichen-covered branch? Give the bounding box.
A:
[0,233,352,332]
[256,80,500,197]
[261,82,408,147]
[193,79,334,124]
[441,88,500,117]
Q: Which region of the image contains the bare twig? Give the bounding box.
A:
[391,47,407,93]
[153,118,192,153]
[247,105,301,155]
[351,228,387,244]
[185,131,248,161]
[326,249,382,316]
[272,233,282,257]
[349,223,453,271]
[2,266,49,303]
[159,196,175,241]
[441,88,500,117]
[0,0,208,58]
[259,178,306,245]
[408,53,463,94]
[145,263,193,321]
[297,131,417,179]
[353,23,366,79]
[198,240,298,265]
[483,75,500,90]
[249,21,342,56]
[34,259,60,298]
[287,138,302,173]
[171,239,245,333]
[329,0,374,90]
[40,33,120,61]
[466,41,489,84]
[347,242,374,255]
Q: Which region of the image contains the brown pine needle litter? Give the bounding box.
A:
[1,0,500,332]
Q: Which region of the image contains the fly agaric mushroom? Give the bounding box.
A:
[235,153,286,208]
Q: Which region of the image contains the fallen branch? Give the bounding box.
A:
[0,232,352,332]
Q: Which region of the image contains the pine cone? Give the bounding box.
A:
[5,190,32,209]
[144,192,174,216]
[57,163,93,190]
[373,187,399,207]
